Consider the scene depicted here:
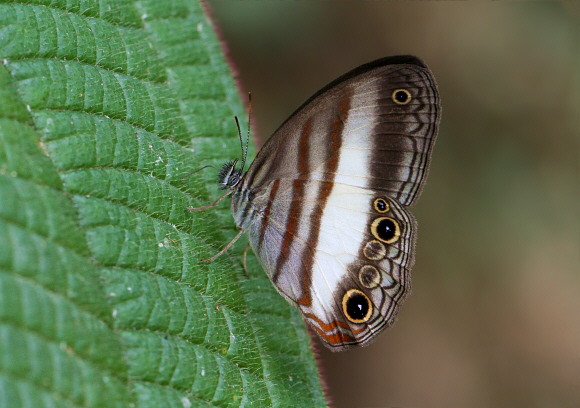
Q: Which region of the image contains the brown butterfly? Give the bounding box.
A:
[200,55,440,351]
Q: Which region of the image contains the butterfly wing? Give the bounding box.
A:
[242,179,417,350]
[232,55,440,350]
[239,55,440,207]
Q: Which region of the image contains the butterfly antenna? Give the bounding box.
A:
[190,164,219,174]
[240,92,252,172]
[179,164,219,183]
[234,115,245,170]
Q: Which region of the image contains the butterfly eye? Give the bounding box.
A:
[342,289,373,323]
[373,197,389,213]
[359,265,381,289]
[392,89,412,105]
[217,160,242,189]
[370,217,401,244]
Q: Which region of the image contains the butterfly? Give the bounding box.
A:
[194,55,440,351]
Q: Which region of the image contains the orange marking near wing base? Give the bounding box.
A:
[304,313,351,331]
[304,311,370,345]
[314,326,356,345]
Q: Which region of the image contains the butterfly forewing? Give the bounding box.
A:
[240,55,439,206]
[229,55,440,350]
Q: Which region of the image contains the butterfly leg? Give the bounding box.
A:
[242,243,251,278]
[201,228,244,263]
[187,190,233,212]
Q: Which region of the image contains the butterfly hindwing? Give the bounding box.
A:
[242,180,416,349]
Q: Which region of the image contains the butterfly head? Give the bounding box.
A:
[217,159,242,189]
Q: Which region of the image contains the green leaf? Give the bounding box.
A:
[0,1,326,407]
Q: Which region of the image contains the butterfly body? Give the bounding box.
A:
[220,55,440,351]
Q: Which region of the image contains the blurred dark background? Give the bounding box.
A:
[206,2,579,407]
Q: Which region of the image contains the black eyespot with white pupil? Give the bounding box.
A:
[342,289,372,323]
[392,89,411,105]
[373,197,389,213]
[377,218,396,239]
[371,217,400,244]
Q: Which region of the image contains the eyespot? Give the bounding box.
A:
[370,217,401,244]
[363,240,386,260]
[392,89,411,105]
[373,197,389,213]
[342,289,373,323]
[359,265,381,289]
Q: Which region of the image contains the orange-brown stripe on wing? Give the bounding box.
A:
[303,313,368,346]
[271,118,312,280]
[303,312,351,331]
[296,88,353,307]
[313,328,356,346]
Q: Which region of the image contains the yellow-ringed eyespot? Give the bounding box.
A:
[359,265,381,289]
[373,197,389,213]
[370,217,401,244]
[363,240,386,261]
[392,89,411,105]
[342,289,373,323]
